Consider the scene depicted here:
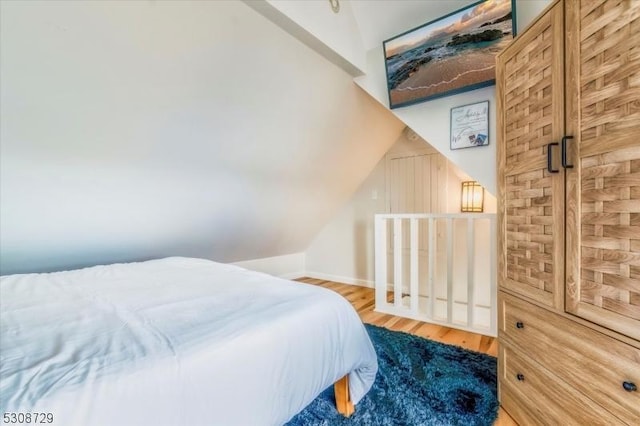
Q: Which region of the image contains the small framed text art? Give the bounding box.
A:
[450,101,489,150]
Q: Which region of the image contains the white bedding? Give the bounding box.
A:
[0,257,377,425]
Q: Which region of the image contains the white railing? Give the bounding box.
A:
[374,213,497,336]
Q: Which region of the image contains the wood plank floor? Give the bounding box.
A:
[296,277,517,426]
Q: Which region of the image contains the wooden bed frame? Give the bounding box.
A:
[334,375,354,417]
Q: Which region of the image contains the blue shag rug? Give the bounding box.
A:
[286,324,498,426]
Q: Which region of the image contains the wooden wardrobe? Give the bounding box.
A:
[496,0,639,424]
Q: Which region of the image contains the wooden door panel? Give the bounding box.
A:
[497,2,565,308]
[565,0,640,340]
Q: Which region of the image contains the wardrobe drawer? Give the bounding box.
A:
[499,292,640,424]
[499,344,622,425]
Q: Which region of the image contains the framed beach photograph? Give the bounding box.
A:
[383,0,516,109]
[450,101,489,150]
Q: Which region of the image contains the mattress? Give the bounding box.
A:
[0,257,377,425]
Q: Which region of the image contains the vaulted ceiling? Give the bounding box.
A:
[0,0,403,274]
[0,0,550,275]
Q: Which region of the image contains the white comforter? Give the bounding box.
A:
[0,257,377,425]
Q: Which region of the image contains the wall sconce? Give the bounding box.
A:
[461,181,484,212]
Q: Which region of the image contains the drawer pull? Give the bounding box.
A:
[622,381,637,392]
[516,321,524,329]
[516,373,525,381]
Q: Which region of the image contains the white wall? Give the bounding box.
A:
[351,0,551,52]
[304,0,546,287]
[243,0,367,75]
[515,0,553,34]
[353,0,552,195]
[305,131,496,285]
[255,0,553,196]
[0,0,403,275]
[233,253,306,279]
[356,64,499,194]
[351,0,477,51]
[305,150,387,286]
[0,0,552,276]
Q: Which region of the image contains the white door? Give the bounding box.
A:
[386,152,447,308]
[387,153,445,215]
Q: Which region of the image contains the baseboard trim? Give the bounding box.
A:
[231,255,377,286]
[232,253,305,279]
[304,271,374,288]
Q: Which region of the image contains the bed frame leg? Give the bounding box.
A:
[334,374,355,417]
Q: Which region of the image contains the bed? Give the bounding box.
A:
[0,257,378,425]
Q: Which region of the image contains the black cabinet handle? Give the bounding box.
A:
[622,381,637,392]
[547,142,559,173]
[561,136,574,169]
[516,321,524,329]
[516,373,525,381]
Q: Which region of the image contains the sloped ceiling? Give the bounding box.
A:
[350,0,477,51]
[0,0,403,274]
[349,0,551,195]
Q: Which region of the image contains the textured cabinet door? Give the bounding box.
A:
[496,2,565,309]
[565,0,640,340]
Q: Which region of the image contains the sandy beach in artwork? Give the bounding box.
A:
[390,38,509,105]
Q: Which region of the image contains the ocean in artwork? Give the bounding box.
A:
[385,0,513,107]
